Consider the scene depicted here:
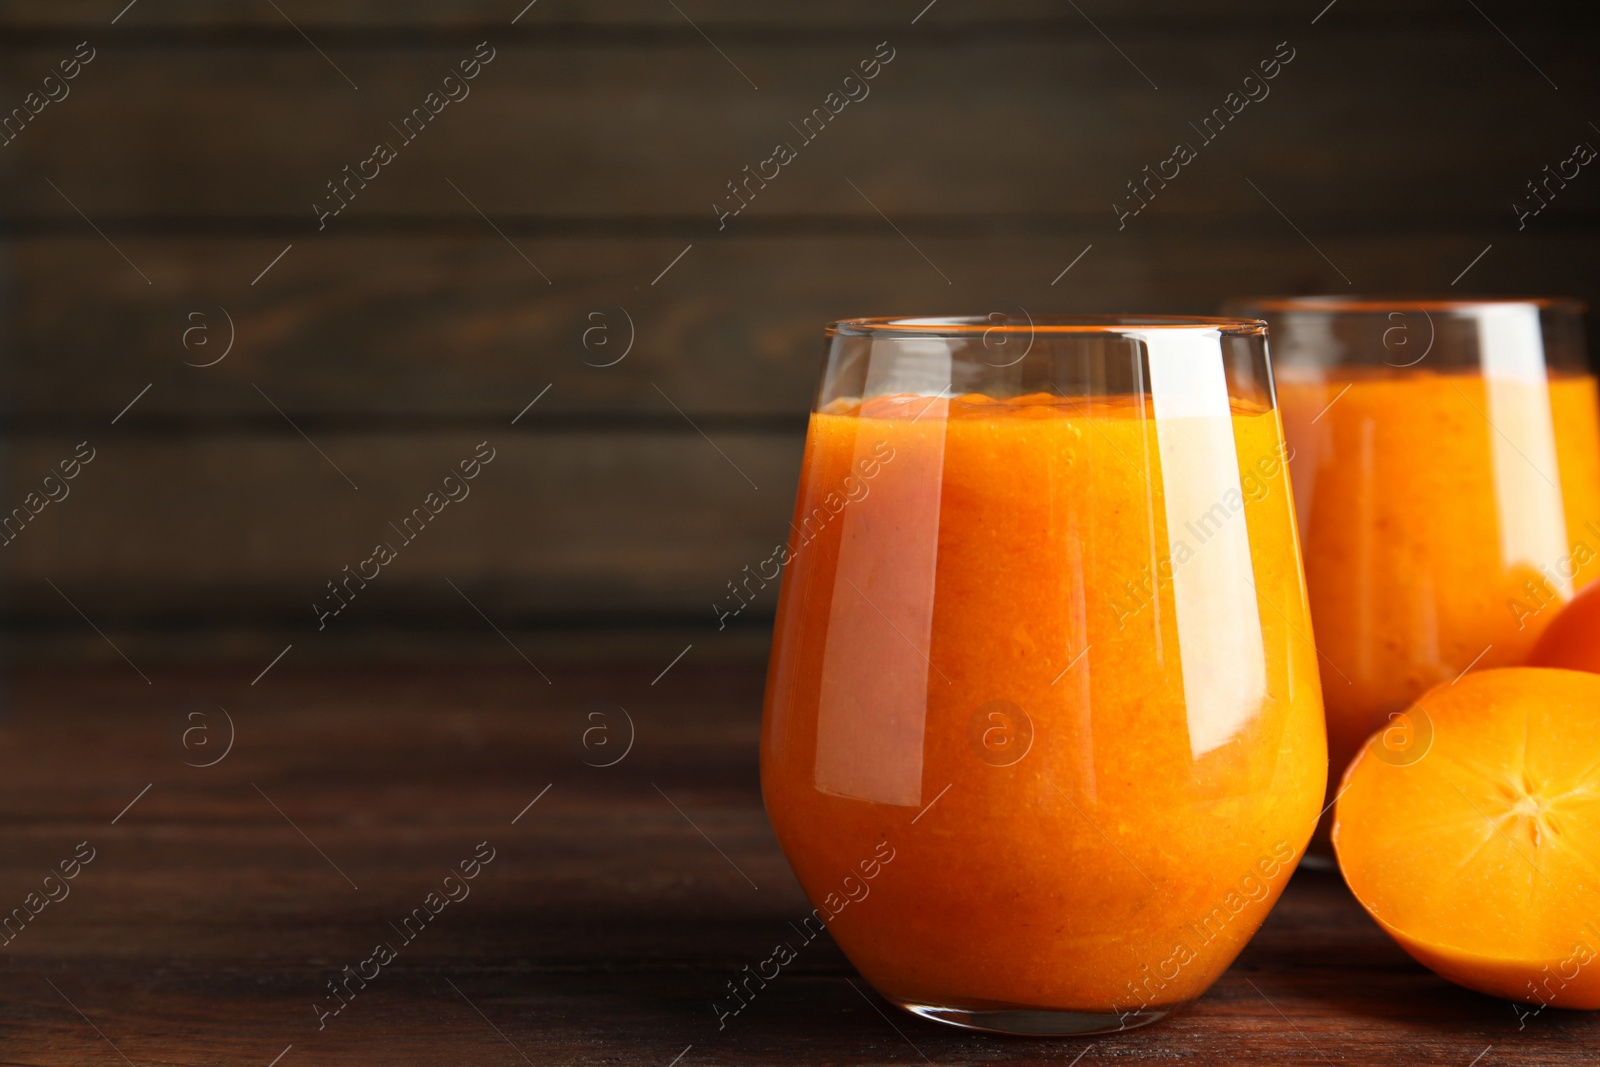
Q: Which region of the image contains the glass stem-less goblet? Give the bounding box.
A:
[761,316,1327,1035]
[1228,297,1600,849]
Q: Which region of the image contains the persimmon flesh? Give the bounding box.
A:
[1334,668,1600,1009]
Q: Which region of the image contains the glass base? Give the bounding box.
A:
[891,997,1187,1036]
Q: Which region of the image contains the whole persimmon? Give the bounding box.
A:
[1527,581,1600,674]
[1334,668,1600,1009]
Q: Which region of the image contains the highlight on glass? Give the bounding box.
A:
[1227,296,1600,841]
[760,315,1328,1035]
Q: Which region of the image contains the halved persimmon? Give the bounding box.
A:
[1334,667,1600,1009]
[1528,580,1600,674]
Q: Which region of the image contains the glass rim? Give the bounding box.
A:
[827,314,1268,337]
[1227,294,1588,315]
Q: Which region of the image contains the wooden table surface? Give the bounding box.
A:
[0,664,1593,1066]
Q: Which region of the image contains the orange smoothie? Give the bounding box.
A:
[1276,370,1600,794]
[762,391,1326,1019]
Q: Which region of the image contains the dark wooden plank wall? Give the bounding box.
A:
[1,0,1598,663]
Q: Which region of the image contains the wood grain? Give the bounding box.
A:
[0,665,1592,1065]
[1,32,1595,222]
[0,430,803,622]
[1,0,1591,30]
[6,228,1598,423]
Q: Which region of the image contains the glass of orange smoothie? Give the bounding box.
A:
[1228,297,1600,845]
[761,316,1327,1035]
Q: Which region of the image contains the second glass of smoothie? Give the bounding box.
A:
[1230,297,1600,843]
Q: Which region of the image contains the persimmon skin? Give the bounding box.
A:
[1396,935,1600,1013]
[1527,581,1600,675]
[1334,668,1600,1010]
